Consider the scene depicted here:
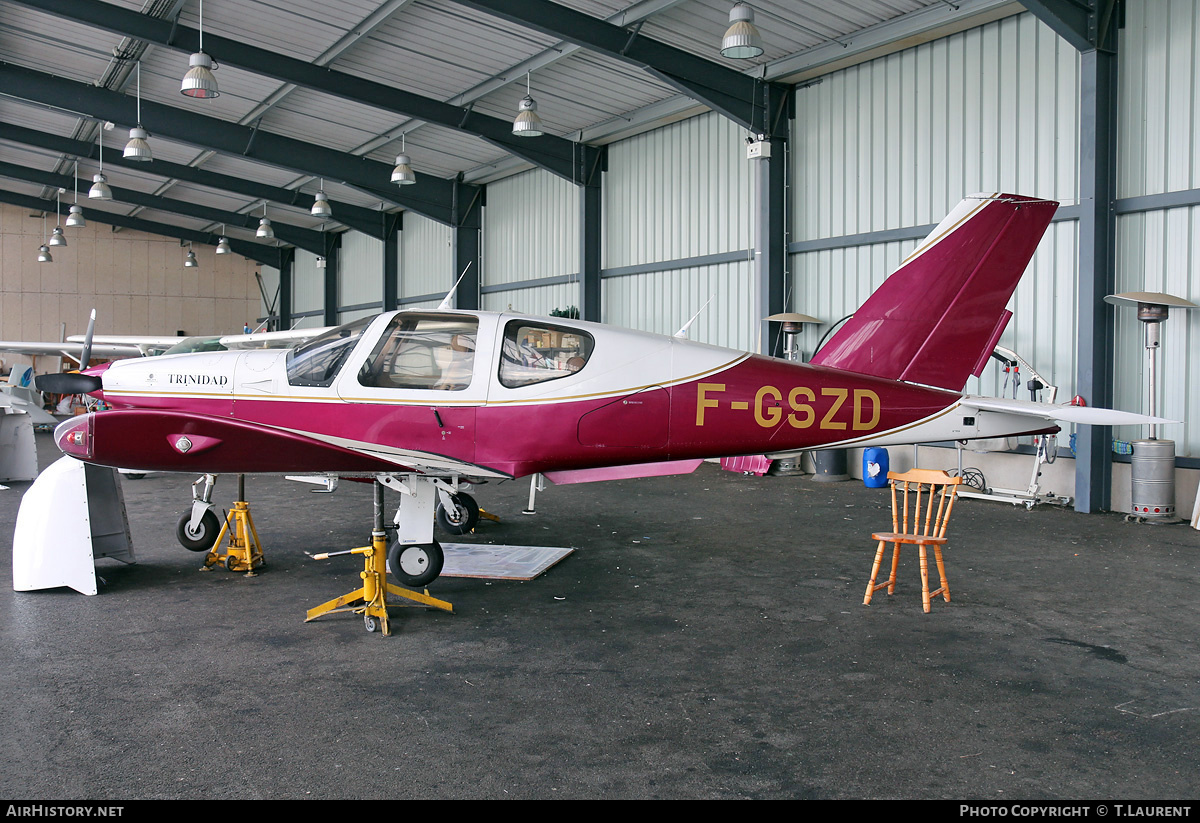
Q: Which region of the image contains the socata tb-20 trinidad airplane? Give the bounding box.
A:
[35,193,1166,588]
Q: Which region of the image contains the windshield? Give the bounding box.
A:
[285,316,374,388]
[161,337,227,356]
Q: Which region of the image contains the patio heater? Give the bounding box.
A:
[1104,291,1199,520]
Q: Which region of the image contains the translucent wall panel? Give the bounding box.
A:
[292,249,323,317]
[603,260,755,352]
[1118,0,1200,199]
[483,169,579,286]
[339,230,383,309]
[481,282,579,317]
[603,111,756,349]
[792,13,1079,241]
[605,112,755,268]
[1112,206,1200,454]
[400,213,452,299]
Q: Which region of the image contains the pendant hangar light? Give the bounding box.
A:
[391,135,416,185]
[181,0,220,99]
[124,62,153,161]
[215,224,232,255]
[89,127,113,200]
[256,203,274,240]
[184,243,199,268]
[66,161,86,227]
[49,190,67,247]
[512,73,544,137]
[720,2,764,59]
[311,180,333,217]
[37,214,52,263]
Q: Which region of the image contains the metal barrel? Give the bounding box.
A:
[1130,439,1176,518]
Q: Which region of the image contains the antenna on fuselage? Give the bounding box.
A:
[438,262,473,311]
[674,295,714,338]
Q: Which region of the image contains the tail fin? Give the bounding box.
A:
[808,193,1058,391]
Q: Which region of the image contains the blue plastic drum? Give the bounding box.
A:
[863,447,889,488]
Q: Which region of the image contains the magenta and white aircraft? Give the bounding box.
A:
[34,193,1166,588]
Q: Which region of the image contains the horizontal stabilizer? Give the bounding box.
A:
[960,396,1176,427]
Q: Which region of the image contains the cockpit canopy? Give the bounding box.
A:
[283,312,596,393]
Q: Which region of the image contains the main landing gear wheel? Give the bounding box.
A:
[436,492,479,535]
[176,510,220,552]
[388,539,444,588]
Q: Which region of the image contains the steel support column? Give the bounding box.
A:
[323,233,342,327]
[579,147,605,323]
[383,212,402,312]
[755,138,787,355]
[452,182,484,311]
[279,247,295,330]
[1074,48,1119,513]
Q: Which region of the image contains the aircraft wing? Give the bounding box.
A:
[0,340,144,364]
[66,334,185,356]
[218,327,332,349]
[959,395,1176,427]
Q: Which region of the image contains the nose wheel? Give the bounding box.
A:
[388,539,444,588]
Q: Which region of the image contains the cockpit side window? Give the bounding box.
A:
[285,317,373,388]
[358,314,478,391]
[499,321,594,389]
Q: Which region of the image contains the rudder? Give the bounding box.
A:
[808,193,1058,391]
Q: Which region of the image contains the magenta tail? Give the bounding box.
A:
[808,193,1058,392]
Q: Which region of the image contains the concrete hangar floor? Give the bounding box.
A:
[2,431,1198,800]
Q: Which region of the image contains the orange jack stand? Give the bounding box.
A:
[204,500,265,576]
[305,529,453,635]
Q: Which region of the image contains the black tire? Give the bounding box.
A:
[387,539,444,588]
[435,492,479,535]
[176,510,221,552]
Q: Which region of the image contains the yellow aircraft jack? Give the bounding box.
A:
[305,481,453,635]
[204,499,265,576]
[305,530,453,635]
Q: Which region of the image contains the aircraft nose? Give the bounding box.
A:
[54,415,92,460]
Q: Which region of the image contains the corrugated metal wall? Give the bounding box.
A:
[291,249,324,327]
[339,230,383,311]
[399,213,452,301]
[791,12,1082,408]
[603,112,756,350]
[481,282,579,316]
[1111,0,1200,454]
[483,169,579,286]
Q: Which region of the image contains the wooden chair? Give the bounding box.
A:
[863,469,963,613]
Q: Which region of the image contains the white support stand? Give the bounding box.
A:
[13,456,135,595]
[378,474,437,546]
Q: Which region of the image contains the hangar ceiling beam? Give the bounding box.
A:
[14,0,597,184]
[0,61,478,228]
[0,186,279,267]
[446,0,791,140]
[0,160,326,257]
[1017,0,1120,53]
[0,122,389,240]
